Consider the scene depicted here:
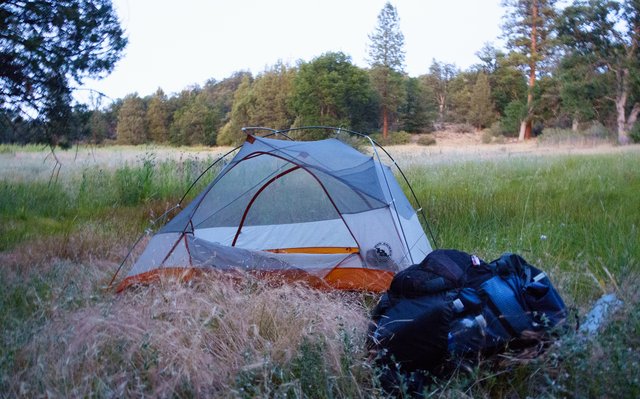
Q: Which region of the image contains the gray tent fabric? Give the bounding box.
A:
[119,134,433,292]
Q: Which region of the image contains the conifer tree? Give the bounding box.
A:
[1,0,127,146]
[368,2,406,138]
[502,0,558,140]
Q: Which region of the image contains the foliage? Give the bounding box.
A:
[367,2,405,72]
[117,94,147,145]
[557,0,640,144]
[367,2,406,137]
[631,123,640,143]
[249,62,296,130]
[490,55,528,116]
[292,52,377,134]
[502,0,559,139]
[416,135,436,146]
[501,100,527,136]
[469,73,496,129]
[369,131,412,145]
[399,77,436,133]
[170,94,217,146]
[422,60,458,124]
[217,75,254,146]
[448,71,474,124]
[0,0,127,146]
[5,0,640,147]
[146,89,171,143]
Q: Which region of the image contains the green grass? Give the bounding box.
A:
[0,155,220,251]
[406,153,640,304]
[1,148,639,397]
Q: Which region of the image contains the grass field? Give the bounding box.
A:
[1,143,639,397]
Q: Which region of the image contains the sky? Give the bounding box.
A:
[77,0,506,105]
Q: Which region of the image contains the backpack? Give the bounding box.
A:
[368,249,566,387]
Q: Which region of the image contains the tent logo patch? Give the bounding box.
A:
[374,242,392,261]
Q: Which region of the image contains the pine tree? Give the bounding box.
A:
[399,77,436,133]
[368,2,406,138]
[1,0,127,146]
[502,0,558,140]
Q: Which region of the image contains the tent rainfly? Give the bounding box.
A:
[116,127,434,292]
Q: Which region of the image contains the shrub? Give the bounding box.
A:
[585,121,612,139]
[453,123,475,133]
[501,100,527,137]
[369,131,412,146]
[629,123,640,143]
[481,130,493,144]
[416,135,436,146]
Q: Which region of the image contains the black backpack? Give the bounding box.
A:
[368,249,567,389]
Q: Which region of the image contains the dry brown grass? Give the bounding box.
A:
[8,270,373,398]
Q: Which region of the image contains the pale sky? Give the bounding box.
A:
[77,0,505,105]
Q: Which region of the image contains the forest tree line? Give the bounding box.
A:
[2,0,639,146]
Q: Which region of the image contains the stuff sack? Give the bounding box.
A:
[368,249,567,381]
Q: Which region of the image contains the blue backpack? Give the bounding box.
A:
[368,249,567,386]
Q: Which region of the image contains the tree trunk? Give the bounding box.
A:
[520,0,538,142]
[572,117,579,132]
[518,120,527,141]
[382,106,389,139]
[627,103,640,132]
[438,94,445,124]
[615,68,634,145]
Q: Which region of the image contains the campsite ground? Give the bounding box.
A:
[1,134,640,398]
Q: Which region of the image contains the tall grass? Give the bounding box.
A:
[1,148,639,397]
[0,154,220,251]
[406,153,640,304]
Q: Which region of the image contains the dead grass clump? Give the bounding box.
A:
[12,272,372,397]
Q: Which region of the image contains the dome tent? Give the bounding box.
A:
[115,127,435,292]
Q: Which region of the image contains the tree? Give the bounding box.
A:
[558,0,640,144]
[469,73,496,129]
[146,88,171,143]
[171,94,217,146]
[449,71,474,124]
[557,53,604,130]
[292,52,377,135]
[0,0,127,145]
[117,94,147,144]
[199,71,251,135]
[368,1,406,138]
[422,60,458,125]
[217,75,254,146]
[502,0,558,140]
[250,62,296,130]
[89,109,110,143]
[399,77,436,133]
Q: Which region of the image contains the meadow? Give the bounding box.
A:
[1,142,639,398]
